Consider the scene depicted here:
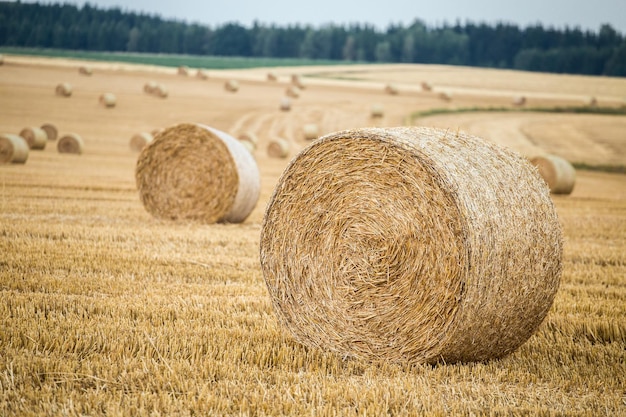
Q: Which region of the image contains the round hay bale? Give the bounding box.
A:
[421,81,433,92]
[587,96,598,107]
[513,96,527,106]
[178,66,189,76]
[153,84,168,98]
[279,97,292,112]
[384,84,399,95]
[0,134,29,164]
[530,154,576,195]
[285,85,300,98]
[135,123,260,224]
[370,104,384,118]
[225,80,239,93]
[267,71,278,81]
[291,74,306,89]
[240,139,256,154]
[130,132,154,152]
[99,93,117,108]
[55,83,72,97]
[238,132,258,146]
[260,126,563,365]
[40,123,58,141]
[78,66,92,76]
[57,133,84,155]
[439,91,453,101]
[303,124,319,141]
[267,138,290,158]
[19,127,47,150]
[196,69,209,80]
[144,81,158,94]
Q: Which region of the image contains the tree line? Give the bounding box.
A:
[1,2,625,76]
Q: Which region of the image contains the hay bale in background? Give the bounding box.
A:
[135,123,260,224]
[238,132,258,152]
[260,126,562,365]
[279,98,292,112]
[267,71,277,81]
[99,93,117,108]
[438,91,453,101]
[40,123,58,141]
[291,74,306,89]
[178,66,189,76]
[130,132,154,152]
[19,127,47,150]
[513,96,527,106]
[144,81,158,94]
[225,80,239,93]
[285,86,300,98]
[55,83,72,97]
[370,104,384,118]
[587,96,598,107]
[57,133,84,155]
[384,84,398,95]
[267,138,290,158]
[0,134,29,164]
[154,84,168,98]
[303,124,319,141]
[530,154,576,195]
[421,82,433,91]
[196,69,209,80]
[78,66,92,76]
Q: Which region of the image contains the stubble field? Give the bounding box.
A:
[1,55,625,416]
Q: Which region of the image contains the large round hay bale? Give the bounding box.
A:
[130,132,154,152]
[19,127,47,150]
[78,66,92,76]
[303,124,319,141]
[279,97,292,112]
[135,123,260,224]
[267,138,290,158]
[370,104,384,118]
[224,80,239,93]
[57,133,84,154]
[0,134,29,164]
[260,126,563,365]
[530,154,576,195]
[40,123,58,141]
[55,83,72,97]
[99,93,116,108]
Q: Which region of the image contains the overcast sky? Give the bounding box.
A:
[24,0,626,33]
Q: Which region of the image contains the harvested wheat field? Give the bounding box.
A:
[0,55,625,416]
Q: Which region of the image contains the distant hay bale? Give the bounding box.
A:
[280,97,292,112]
[260,126,563,365]
[40,123,58,141]
[530,154,576,195]
[55,83,72,97]
[135,123,260,224]
[196,69,209,80]
[225,80,239,93]
[19,127,47,150]
[238,132,258,147]
[421,81,433,91]
[78,66,92,76]
[57,133,84,155]
[0,134,29,164]
[303,124,319,141]
[239,139,256,154]
[384,84,398,95]
[587,96,598,107]
[144,81,158,94]
[513,96,527,106]
[130,132,154,152]
[370,104,384,118]
[438,91,453,101]
[267,138,290,158]
[285,85,300,98]
[267,71,277,81]
[153,84,168,98]
[99,93,117,108]
[178,66,189,76]
[291,74,306,89]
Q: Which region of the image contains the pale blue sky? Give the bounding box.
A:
[22,0,626,32]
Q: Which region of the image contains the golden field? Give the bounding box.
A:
[0,55,625,416]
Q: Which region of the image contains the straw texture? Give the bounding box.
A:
[135,123,260,224]
[40,123,58,141]
[260,126,563,365]
[530,155,576,195]
[19,127,47,150]
[0,134,29,164]
[267,138,290,158]
[55,83,72,97]
[57,133,84,154]
[130,132,153,152]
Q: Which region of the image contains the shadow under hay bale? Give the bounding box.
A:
[530,154,576,195]
[55,83,72,97]
[57,133,84,155]
[267,138,290,158]
[0,134,29,164]
[40,123,58,141]
[130,132,153,152]
[260,126,563,365]
[135,123,260,224]
[19,127,47,150]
